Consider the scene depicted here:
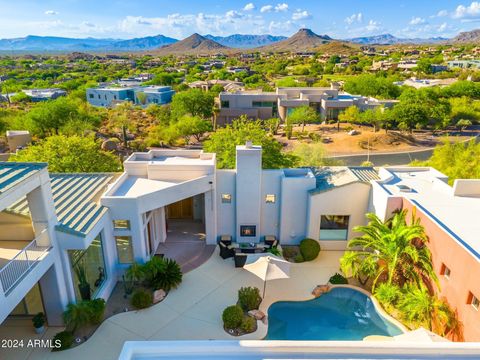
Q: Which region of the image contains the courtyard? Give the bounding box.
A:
[0,249,343,360]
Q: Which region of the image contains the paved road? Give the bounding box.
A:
[331,133,480,166]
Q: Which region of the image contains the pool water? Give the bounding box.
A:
[266,287,403,340]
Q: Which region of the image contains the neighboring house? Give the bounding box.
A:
[217,86,397,126]
[1,145,480,340]
[447,60,480,70]
[393,77,458,89]
[22,88,67,102]
[189,79,244,92]
[86,86,175,108]
[6,130,31,152]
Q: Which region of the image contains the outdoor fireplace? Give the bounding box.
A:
[240,225,256,237]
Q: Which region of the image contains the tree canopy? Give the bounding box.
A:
[10,135,122,173]
[203,117,297,169]
[170,88,215,119]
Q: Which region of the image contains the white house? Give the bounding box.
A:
[2,145,480,339]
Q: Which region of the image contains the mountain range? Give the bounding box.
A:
[347,33,448,45]
[1,28,480,53]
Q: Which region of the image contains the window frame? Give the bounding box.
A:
[115,236,134,264]
[113,219,131,230]
[221,193,232,204]
[319,215,350,241]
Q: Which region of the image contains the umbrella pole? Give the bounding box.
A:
[263,279,267,299]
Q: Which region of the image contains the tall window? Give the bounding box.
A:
[319,215,349,241]
[115,236,134,264]
[68,233,107,301]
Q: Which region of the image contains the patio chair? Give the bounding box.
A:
[264,235,278,249]
[219,241,235,259]
[234,252,248,268]
[219,234,232,246]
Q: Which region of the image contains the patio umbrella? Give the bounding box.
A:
[243,254,290,298]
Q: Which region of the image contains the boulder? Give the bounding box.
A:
[248,309,265,320]
[312,284,331,298]
[101,139,118,151]
[153,289,166,304]
[261,316,268,325]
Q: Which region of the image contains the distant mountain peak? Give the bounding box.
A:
[203,34,287,49]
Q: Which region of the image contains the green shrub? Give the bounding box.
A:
[374,283,401,306]
[142,257,183,291]
[222,305,243,329]
[241,316,256,333]
[52,331,74,351]
[299,238,320,261]
[131,289,153,309]
[238,287,262,311]
[294,253,304,263]
[63,302,91,332]
[329,272,348,284]
[89,298,106,324]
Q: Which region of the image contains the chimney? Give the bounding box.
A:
[245,140,253,148]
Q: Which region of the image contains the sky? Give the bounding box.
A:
[1,1,480,39]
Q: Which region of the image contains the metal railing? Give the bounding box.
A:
[0,230,51,295]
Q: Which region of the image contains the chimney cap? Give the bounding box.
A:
[245,140,253,148]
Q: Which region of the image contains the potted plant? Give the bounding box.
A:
[75,263,91,301]
[32,312,46,334]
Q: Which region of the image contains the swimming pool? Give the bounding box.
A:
[265,287,403,340]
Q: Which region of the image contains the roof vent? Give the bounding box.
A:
[245,140,253,148]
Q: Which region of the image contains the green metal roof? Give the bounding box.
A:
[8,173,116,238]
[0,162,47,195]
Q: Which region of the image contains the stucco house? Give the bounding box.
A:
[0,144,480,340]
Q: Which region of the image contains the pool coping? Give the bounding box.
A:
[257,283,408,340]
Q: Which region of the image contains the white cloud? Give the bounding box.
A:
[243,3,255,11]
[260,5,273,13]
[437,9,448,17]
[275,3,289,12]
[345,13,362,25]
[226,10,243,19]
[44,10,58,16]
[292,10,311,21]
[82,21,95,28]
[438,22,447,31]
[409,17,426,25]
[453,1,480,19]
[365,20,381,32]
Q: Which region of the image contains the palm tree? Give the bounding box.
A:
[340,250,377,286]
[342,210,438,291]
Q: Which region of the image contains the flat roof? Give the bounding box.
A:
[8,173,117,237]
[382,168,480,260]
[128,151,215,166]
[113,176,180,197]
[0,162,47,195]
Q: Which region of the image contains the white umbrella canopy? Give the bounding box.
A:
[243,254,290,298]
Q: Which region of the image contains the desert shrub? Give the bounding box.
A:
[238,287,262,311]
[89,298,106,324]
[374,283,401,307]
[329,273,348,284]
[222,305,244,329]
[241,316,256,333]
[294,253,305,263]
[299,238,320,261]
[308,132,321,142]
[131,289,153,309]
[52,331,74,351]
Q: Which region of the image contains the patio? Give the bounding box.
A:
[0,249,343,360]
[155,219,215,273]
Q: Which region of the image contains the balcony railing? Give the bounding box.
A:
[0,230,51,295]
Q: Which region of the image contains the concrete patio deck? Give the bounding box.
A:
[0,249,343,360]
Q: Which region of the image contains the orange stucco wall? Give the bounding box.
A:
[403,199,480,341]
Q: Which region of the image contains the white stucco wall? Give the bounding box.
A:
[279,170,317,245]
[307,182,371,251]
[260,170,282,238]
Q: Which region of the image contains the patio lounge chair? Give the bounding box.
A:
[219,241,235,259]
[219,234,232,246]
[234,252,248,268]
[264,235,279,249]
